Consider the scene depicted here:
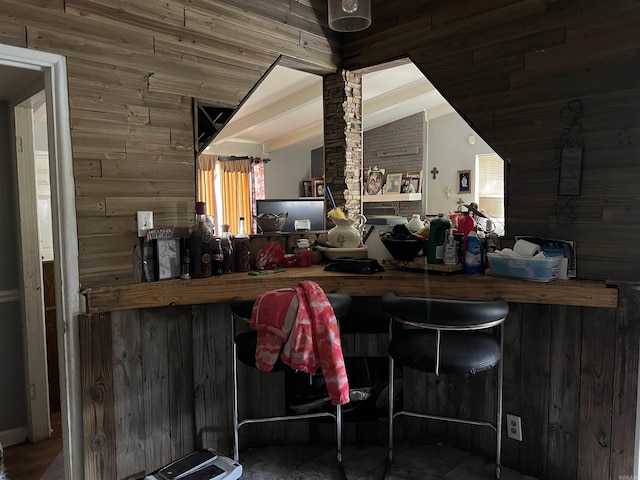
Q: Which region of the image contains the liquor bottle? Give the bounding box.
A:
[220,224,235,274]
[233,217,250,272]
[190,202,213,278]
[211,238,224,276]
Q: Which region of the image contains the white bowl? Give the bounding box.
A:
[317,245,368,260]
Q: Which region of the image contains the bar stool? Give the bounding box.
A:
[230,290,352,476]
[381,291,509,479]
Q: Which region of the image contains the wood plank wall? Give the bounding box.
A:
[80,288,639,479]
[343,0,640,282]
[4,0,637,285]
[0,0,339,288]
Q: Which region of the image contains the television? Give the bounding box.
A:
[256,199,325,232]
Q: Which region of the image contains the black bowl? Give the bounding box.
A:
[380,237,426,261]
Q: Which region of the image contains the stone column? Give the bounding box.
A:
[323,70,362,216]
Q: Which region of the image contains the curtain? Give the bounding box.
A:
[197,155,266,235]
[220,158,252,234]
[197,153,218,219]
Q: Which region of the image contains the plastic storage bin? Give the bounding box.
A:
[487,253,563,282]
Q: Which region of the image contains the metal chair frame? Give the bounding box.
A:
[383,293,507,480]
[230,296,348,479]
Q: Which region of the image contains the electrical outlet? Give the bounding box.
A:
[506,414,523,441]
[137,211,154,237]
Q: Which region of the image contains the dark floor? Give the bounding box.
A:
[238,444,539,480]
[3,412,64,480]
[3,418,538,480]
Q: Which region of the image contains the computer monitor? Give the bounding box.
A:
[256,199,325,232]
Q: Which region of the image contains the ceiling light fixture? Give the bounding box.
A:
[328,0,371,32]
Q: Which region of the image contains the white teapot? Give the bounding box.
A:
[327,214,367,248]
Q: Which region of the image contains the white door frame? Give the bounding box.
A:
[14,91,51,442]
[0,43,84,480]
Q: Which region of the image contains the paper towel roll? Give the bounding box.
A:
[513,239,541,257]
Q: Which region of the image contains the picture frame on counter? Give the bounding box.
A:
[364,167,385,195]
[385,173,403,194]
[302,180,312,197]
[404,171,422,194]
[457,169,472,194]
[312,177,324,197]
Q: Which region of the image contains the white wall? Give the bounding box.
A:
[208,140,264,158]
[209,141,311,199]
[426,112,494,215]
[263,144,311,198]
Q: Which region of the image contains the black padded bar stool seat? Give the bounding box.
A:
[389,330,501,374]
[381,292,509,480]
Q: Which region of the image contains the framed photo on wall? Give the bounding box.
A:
[457,169,472,194]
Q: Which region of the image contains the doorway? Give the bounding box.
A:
[0,42,83,479]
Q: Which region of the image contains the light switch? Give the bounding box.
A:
[137,211,154,237]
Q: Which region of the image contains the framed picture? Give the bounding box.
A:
[385,173,403,194]
[558,145,583,195]
[404,171,422,194]
[155,237,182,280]
[364,167,385,195]
[457,169,472,194]
[312,177,324,197]
[302,180,312,197]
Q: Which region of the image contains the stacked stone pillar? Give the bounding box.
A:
[323,70,362,216]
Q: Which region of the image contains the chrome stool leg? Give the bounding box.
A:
[231,314,240,462]
[386,319,395,477]
[495,324,504,480]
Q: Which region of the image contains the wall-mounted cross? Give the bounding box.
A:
[430,167,439,179]
[456,198,465,210]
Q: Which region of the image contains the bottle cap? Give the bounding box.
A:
[195,201,206,215]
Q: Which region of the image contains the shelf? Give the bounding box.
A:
[362,193,422,203]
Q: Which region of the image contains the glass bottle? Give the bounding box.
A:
[211,238,224,276]
[220,224,235,274]
[233,217,251,272]
[296,238,312,267]
[190,201,213,278]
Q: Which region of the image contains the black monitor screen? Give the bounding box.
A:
[256,199,325,232]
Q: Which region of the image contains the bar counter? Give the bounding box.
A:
[83,264,618,313]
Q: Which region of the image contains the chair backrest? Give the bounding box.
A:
[381,291,508,331]
[231,290,352,322]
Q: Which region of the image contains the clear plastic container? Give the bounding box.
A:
[487,253,562,282]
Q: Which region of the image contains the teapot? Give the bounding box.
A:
[327,214,367,248]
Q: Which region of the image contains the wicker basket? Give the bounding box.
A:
[253,212,288,233]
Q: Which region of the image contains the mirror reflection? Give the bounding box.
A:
[198,58,504,237]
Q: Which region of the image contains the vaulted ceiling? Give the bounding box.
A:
[208,60,454,153]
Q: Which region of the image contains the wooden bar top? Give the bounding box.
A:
[83,265,618,313]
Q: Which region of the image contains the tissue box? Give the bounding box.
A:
[487,253,563,282]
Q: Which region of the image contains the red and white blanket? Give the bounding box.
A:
[250,281,350,405]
